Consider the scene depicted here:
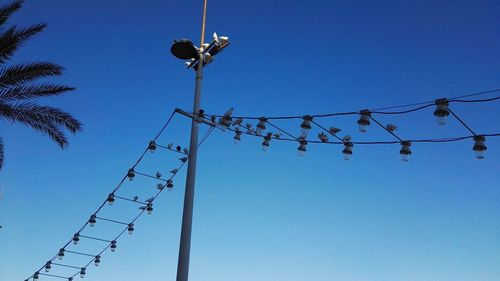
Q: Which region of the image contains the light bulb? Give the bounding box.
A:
[473,135,487,159]
[434,98,449,126]
[128,223,134,235]
[300,115,312,138]
[399,141,412,162]
[148,141,156,153]
[357,110,371,133]
[342,142,353,161]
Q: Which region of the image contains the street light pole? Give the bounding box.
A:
[176,1,207,281]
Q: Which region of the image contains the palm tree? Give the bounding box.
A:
[0,0,82,170]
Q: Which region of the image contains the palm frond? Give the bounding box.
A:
[0,62,63,87]
[0,102,82,134]
[0,136,4,170]
[0,0,23,29]
[0,23,46,64]
[0,83,75,101]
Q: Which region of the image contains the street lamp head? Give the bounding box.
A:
[171,39,198,60]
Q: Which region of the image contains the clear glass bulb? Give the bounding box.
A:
[401,154,410,162]
[358,124,367,133]
[436,116,447,126]
[343,153,350,161]
[475,150,485,159]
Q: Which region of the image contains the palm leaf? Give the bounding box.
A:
[0,23,46,64]
[0,102,82,136]
[0,83,75,101]
[0,0,23,29]
[0,62,63,87]
[0,136,3,169]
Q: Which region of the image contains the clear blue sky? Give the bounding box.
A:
[1,1,499,281]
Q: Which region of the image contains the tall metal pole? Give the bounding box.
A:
[176,1,207,281]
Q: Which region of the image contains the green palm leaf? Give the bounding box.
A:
[0,83,75,101]
[0,62,64,87]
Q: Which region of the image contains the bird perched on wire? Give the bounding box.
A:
[133,196,139,202]
[343,135,352,142]
[232,117,243,127]
[210,115,217,123]
[183,148,189,154]
[329,127,341,135]
[273,133,282,139]
[318,132,328,142]
[386,124,397,132]
[155,171,162,179]
[145,197,154,203]
[176,146,181,152]
[167,143,173,149]
[179,157,188,163]
[170,168,178,175]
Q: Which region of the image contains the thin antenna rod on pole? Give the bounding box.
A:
[200,0,208,45]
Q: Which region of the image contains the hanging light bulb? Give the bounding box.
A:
[110,240,117,252]
[233,130,242,145]
[262,133,272,151]
[342,142,353,160]
[94,255,101,266]
[473,135,487,159]
[433,98,449,125]
[399,141,412,162]
[44,261,52,272]
[148,141,157,153]
[88,214,97,227]
[107,193,115,205]
[256,117,267,135]
[72,233,80,245]
[297,139,307,157]
[58,248,65,260]
[33,272,39,280]
[300,115,313,138]
[79,268,86,278]
[127,168,135,181]
[166,179,174,191]
[357,110,371,133]
[146,202,153,214]
[128,223,135,235]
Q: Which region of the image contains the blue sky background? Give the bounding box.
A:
[1,1,499,281]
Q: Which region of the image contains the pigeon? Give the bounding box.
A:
[179,157,188,163]
[133,196,139,201]
[145,197,154,203]
[210,115,217,123]
[155,171,162,179]
[176,146,181,152]
[329,127,341,134]
[139,206,146,211]
[156,183,164,190]
[232,118,243,127]
[386,124,397,132]
[273,133,282,139]
[167,143,173,149]
[183,148,189,154]
[245,123,253,129]
[170,168,178,175]
[343,135,352,142]
[318,132,328,142]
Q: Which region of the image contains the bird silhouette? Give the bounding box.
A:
[318,132,328,142]
[343,135,352,142]
[179,157,188,163]
[232,118,243,127]
[176,146,181,152]
[329,127,341,134]
[386,124,397,132]
[155,171,162,178]
[167,143,173,149]
[133,196,139,201]
[170,168,178,174]
[145,197,154,203]
[183,148,189,154]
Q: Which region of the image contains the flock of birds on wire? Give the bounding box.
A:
[23,90,499,280]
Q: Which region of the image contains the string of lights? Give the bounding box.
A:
[205,89,500,120]
[176,89,499,161]
[23,111,216,281]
